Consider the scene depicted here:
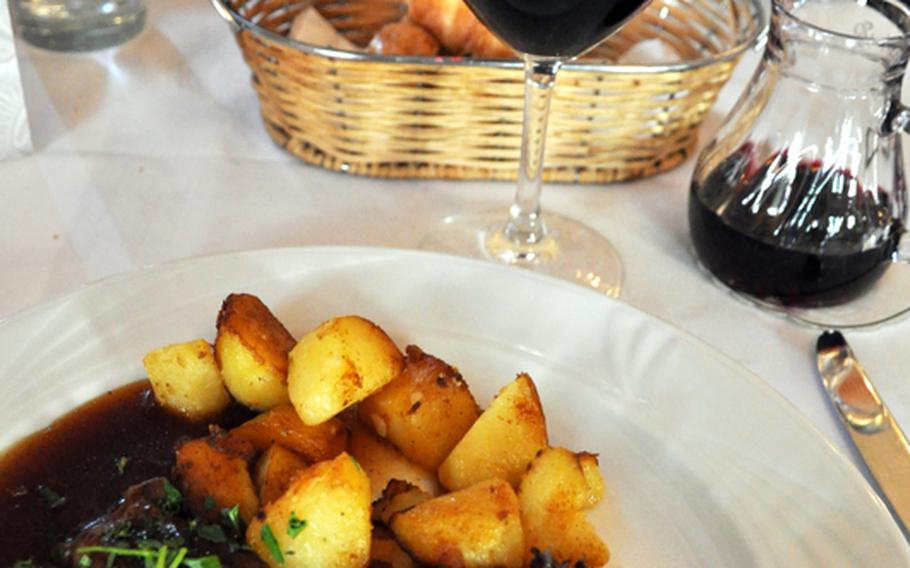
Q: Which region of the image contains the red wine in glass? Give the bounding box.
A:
[689,146,903,307]
[462,0,649,57]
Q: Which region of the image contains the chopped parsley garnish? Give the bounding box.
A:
[12,560,35,568]
[221,504,240,532]
[287,512,307,539]
[162,480,183,514]
[196,523,227,544]
[182,557,222,568]
[77,545,160,558]
[36,484,66,509]
[260,523,284,564]
[136,538,167,550]
[115,456,130,474]
[77,545,221,568]
[102,520,133,542]
[203,495,216,511]
[167,548,188,568]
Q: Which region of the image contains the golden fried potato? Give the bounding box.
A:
[437,373,548,491]
[519,447,610,566]
[247,452,371,568]
[254,444,310,506]
[390,479,524,568]
[370,525,416,568]
[230,404,347,463]
[372,479,433,526]
[359,345,480,471]
[174,434,259,524]
[349,420,440,500]
[215,293,297,410]
[143,339,231,420]
[288,315,404,425]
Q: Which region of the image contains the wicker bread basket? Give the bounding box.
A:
[213,0,763,182]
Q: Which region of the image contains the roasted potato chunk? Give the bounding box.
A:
[288,315,404,425]
[143,339,231,420]
[349,420,440,500]
[390,479,524,568]
[254,444,310,506]
[215,293,297,410]
[438,373,548,491]
[370,525,416,568]
[247,452,371,568]
[372,479,433,526]
[174,434,259,524]
[359,345,480,471]
[230,404,347,463]
[519,447,610,566]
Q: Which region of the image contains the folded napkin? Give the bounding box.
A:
[0,0,32,159]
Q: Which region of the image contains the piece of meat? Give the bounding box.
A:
[57,477,265,567]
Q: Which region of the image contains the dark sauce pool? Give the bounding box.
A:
[0,380,255,566]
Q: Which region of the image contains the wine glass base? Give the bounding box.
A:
[420,210,623,298]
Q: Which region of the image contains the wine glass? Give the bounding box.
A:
[420,0,652,296]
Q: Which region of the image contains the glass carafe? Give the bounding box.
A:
[689,0,910,327]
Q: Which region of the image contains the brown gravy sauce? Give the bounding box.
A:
[0,380,255,565]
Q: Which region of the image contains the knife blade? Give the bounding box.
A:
[817,330,910,534]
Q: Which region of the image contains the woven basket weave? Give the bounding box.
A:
[214,0,763,182]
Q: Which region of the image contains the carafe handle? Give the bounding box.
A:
[885,105,910,135]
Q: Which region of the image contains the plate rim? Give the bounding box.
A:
[1,245,906,555]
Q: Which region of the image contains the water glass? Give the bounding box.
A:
[10,0,146,51]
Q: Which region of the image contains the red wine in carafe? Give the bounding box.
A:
[689,147,902,306]
[463,0,649,57]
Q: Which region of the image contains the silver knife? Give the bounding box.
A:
[817,330,910,534]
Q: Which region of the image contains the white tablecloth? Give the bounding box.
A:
[3,0,909,492]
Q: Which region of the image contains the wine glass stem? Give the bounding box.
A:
[502,57,563,246]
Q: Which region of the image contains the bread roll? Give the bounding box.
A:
[368,19,440,56]
[408,0,514,58]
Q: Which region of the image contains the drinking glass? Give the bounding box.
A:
[10,0,146,51]
[688,0,910,328]
[420,0,652,296]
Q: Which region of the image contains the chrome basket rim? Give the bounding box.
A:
[211,0,767,74]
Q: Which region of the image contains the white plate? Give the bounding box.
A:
[0,247,907,566]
